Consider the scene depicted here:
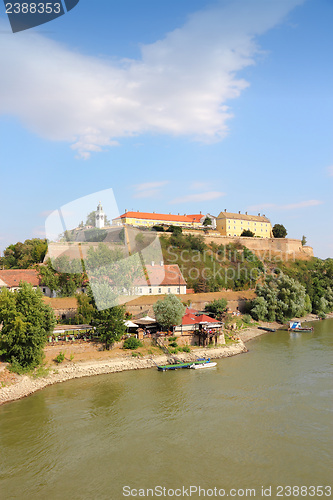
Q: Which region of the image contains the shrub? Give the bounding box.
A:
[55,352,65,364]
[123,337,143,350]
[242,314,252,324]
[181,345,191,353]
[317,311,326,319]
[169,341,178,348]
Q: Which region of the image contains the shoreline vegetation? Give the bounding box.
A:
[1,313,330,406]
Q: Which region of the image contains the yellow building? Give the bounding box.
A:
[216,210,273,238]
[112,211,203,228]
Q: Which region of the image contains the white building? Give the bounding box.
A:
[95,202,105,229]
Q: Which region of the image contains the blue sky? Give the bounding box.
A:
[0,0,332,258]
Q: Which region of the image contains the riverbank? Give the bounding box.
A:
[0,341,248,406]
[1,312,331,406]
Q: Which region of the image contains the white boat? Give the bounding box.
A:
[189,362,217,369]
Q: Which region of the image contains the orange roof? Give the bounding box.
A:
[0,269,41,288]
[135,264,186,287]
[115,211,201,224]
[188,214,204,223]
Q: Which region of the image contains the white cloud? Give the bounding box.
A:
[249,200,323,211]
[171,191,225,204]
[0,0,303,158]
[133,181,169,198]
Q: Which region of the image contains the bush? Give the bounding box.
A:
[181,345,191,353]
[242,314,252,324]
[123,337,143,350]
[169,341,178,348]
[317,311,326,319]
[55,352,65,364]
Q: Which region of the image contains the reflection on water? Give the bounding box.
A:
[0,320,332,499]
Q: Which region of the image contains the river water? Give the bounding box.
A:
[0,320,332,499]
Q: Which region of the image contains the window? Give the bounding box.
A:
[168,288,171,293]
[149,288,152,294]
[42,288,46,293]
[177,287,180,293]
[139,288,142,294]
[158,288,161,293]
[228,226,230,229]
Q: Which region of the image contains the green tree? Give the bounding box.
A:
[203,217,212,226]
[240,229,255,237]
[204,298,228,319]
[38,257,85,297]
[1,238,48,269]
[272,224,287,238]
[92,306,126,350]
[250,274,312,323]
[74,291,96,324]
[0,282,55,370]
[301,235,307,246]
[153,294,186,330]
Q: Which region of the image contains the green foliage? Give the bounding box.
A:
[75,291,95,324]
[55,352,65,364]
[84,228,107,242]
[180,345,191,353]
[317,311,326,319]
[204,298,228,319]
[152,225,165,232]
[1,238,48,269]
[240,229,255,237]
[0,282,56,370]
[203,217,212,226]
[242,314,252,324]
[272,224,287,238]
[92,306,126,350]
[153,294,186,329]
[167,225,182,235]
[123,337,143,350]
[38,257,86,297]
[279,258,333,314]
[301,235,307,246]
[169,341,178,348]
[250,274,312,323]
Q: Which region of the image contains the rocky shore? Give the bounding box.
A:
[0,341,248,406]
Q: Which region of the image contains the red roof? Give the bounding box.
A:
[134,265,186,287]
[115,212,201,224]
[181,312,219,325]
[0,269,41,288]
[188,214,204,223]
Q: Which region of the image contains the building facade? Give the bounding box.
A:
[216,210,273,238]
[133,264,187,295]
[113,211,204,229]
[0,269,52,296]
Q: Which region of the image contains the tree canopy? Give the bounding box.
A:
[85,210,111,227]
[240,229,255,237]
[204,298,228,319]
[272,224,287,238]
[250,274,312,323]
[0,282,55,370]
[153,294,186,330]
[92,306,126,350]
[203,217,212,226]
[0,238,48,269]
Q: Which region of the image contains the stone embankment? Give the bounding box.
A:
[0,341,248,406]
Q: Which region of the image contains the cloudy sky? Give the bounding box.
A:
[0,0,332,258]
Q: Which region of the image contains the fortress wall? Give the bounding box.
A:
[182,232,314,260]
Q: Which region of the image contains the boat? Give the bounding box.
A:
[189,362,217,369]
[258,326,276,332]
[288,321,314,332]
[157,358,210,371]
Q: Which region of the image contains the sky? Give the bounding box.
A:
[0,0,332,258]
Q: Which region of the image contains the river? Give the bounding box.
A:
[0,320,332,499]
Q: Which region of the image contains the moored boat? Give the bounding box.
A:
[189,362,217,369]
[258,326,276,332]
[288,321,314,332]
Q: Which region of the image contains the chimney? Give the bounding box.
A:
[125,209,127,213]
[224,209,227,212]
[258,213,260,216]
[245,211,248,215]
[200,211,202,214]
[151,261,155,266]
[238,211,241,214]
[178,213,179,215]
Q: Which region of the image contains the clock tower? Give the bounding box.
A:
[95,202,105,229]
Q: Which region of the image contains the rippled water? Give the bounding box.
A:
[0,320,332,499]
